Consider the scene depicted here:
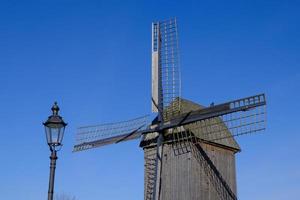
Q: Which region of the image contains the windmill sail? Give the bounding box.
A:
[150,19,182,199]
[152,18,181,120]
[177,93,266,146]
[73,115,151,152]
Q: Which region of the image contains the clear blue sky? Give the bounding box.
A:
[0,0,299,199]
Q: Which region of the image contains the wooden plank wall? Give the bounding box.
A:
[143,142,237,200]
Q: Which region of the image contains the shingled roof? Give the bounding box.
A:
[140,98,241,152]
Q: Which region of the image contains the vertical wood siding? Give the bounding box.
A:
[144,142,237,200]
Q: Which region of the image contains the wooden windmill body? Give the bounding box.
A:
[141,99,240,200]
[73,18,266,200]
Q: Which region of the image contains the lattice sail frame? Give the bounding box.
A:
[152,18,181,121]
[168,94,266,146]
[74,115,151,152]
[192,96,265,144]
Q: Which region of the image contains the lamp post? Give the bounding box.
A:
[43,102,67,200]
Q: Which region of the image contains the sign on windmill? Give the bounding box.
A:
[73,18,267,200]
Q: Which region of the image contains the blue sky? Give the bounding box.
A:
[0,0,299,199]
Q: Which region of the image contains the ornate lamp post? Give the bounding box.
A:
[43,102,67,200]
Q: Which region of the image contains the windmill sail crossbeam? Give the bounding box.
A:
[160,45,179,52]
[159,54,179,59]
[160,45,178,51]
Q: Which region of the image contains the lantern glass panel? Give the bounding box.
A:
[45,123,65,145]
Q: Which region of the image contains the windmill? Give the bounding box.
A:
[73,18,266,200]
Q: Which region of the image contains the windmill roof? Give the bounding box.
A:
[140,98,241,152]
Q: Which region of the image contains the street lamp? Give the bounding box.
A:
[43,102,67,200]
